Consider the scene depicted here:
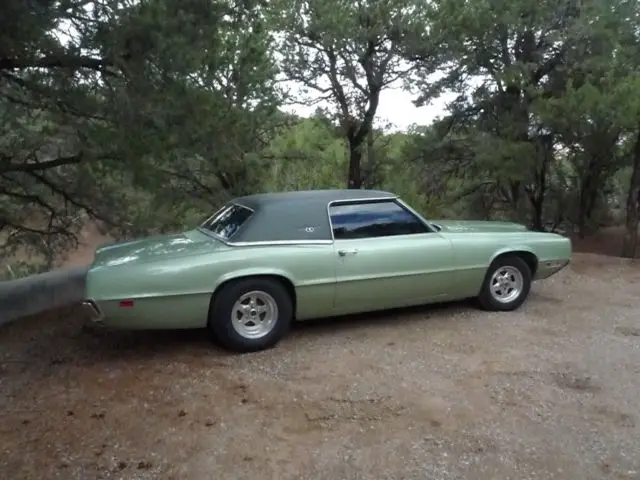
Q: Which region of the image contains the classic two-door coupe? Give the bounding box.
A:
[82,189,572,352]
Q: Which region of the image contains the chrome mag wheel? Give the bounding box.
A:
[489,265,524,303]
[231,290,279,339]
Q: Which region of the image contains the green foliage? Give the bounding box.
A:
[0,259,50,281]
[2,0,640,269]
[403,0,640,233]
[1,0,283,257]
[261,117,347,190]
[273,0,439,187]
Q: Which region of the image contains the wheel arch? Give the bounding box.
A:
[208,270,298,319]
[489,248,539,277]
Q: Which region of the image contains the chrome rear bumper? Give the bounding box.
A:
[81,300,104,324]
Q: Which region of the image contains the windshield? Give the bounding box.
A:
[200,204,253,240]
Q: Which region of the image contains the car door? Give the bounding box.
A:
[330,199,456,315]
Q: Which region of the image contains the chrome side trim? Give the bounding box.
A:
[197,227,334,247]
[227,239,333,246]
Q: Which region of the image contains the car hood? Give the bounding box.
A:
[432,220,529,233]
[90,229,223,269]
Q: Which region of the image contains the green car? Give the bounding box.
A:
[82,189,572,352]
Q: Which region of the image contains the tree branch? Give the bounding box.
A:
[351,40,382,146]
[532,47,566,84]
[325,46,351,120]
[0,54,114,73]
[339,52,367,94]
[0,217,70,237]
[25,170,112,225]
[0,153,83,174]
[155,166,217,197]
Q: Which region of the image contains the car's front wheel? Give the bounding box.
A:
[208,277,293,352]
[478,255,532,311]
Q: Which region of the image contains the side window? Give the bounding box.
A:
[201,204,253,239]
[329,200,429,239]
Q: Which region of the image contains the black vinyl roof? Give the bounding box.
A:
[230,189,397,242]
[235,189,395,209]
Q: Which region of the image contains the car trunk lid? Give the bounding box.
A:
[90,229,224,269]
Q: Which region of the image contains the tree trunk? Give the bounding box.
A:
[529,134,552,231]
[575,133,619,238]
[528,162,546,231]
[347,140,362,189]
[576,179,594,238]
[622,127,640,258]
[363,129,375,187]
[530,196,544,231]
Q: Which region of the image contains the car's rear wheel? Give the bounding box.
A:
[208,277,293,352]
[478,255,532,311]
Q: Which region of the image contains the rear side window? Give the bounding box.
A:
[329,200,429,239]
[201,204,253,240]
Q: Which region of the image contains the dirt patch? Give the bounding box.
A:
[615,325,640,337]
[2,253,640,479]
[2,226,640,479]
[303,396,406,426]
[551,369,601,393]
[591,405,637,429]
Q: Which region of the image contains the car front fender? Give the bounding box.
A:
[488,245,537,266]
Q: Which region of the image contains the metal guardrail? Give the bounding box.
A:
[0,267,88,326]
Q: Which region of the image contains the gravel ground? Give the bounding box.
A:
[1,252,640,480]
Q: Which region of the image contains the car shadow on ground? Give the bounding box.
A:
[5,287,561,370]
[0,297,485,367]
[289,297,479,335]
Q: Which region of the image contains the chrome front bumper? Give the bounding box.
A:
[81,300,104,324]
[535,259,571,280]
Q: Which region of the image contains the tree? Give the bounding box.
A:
[0,0,281,261]
[534,0,640,236]
[620,5,640,257]
[403,0,640,232]
[275,0,437,188]
[401,0,591,224]
[622,126,640,257]
[260,114,348,190]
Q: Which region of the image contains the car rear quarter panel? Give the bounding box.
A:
[444,231,572,297]
[86,244,336,329]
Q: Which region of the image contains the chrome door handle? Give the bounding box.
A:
[338,249,358,257]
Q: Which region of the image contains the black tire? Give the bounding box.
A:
[478,255,532,311]
[208,277,293,353]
